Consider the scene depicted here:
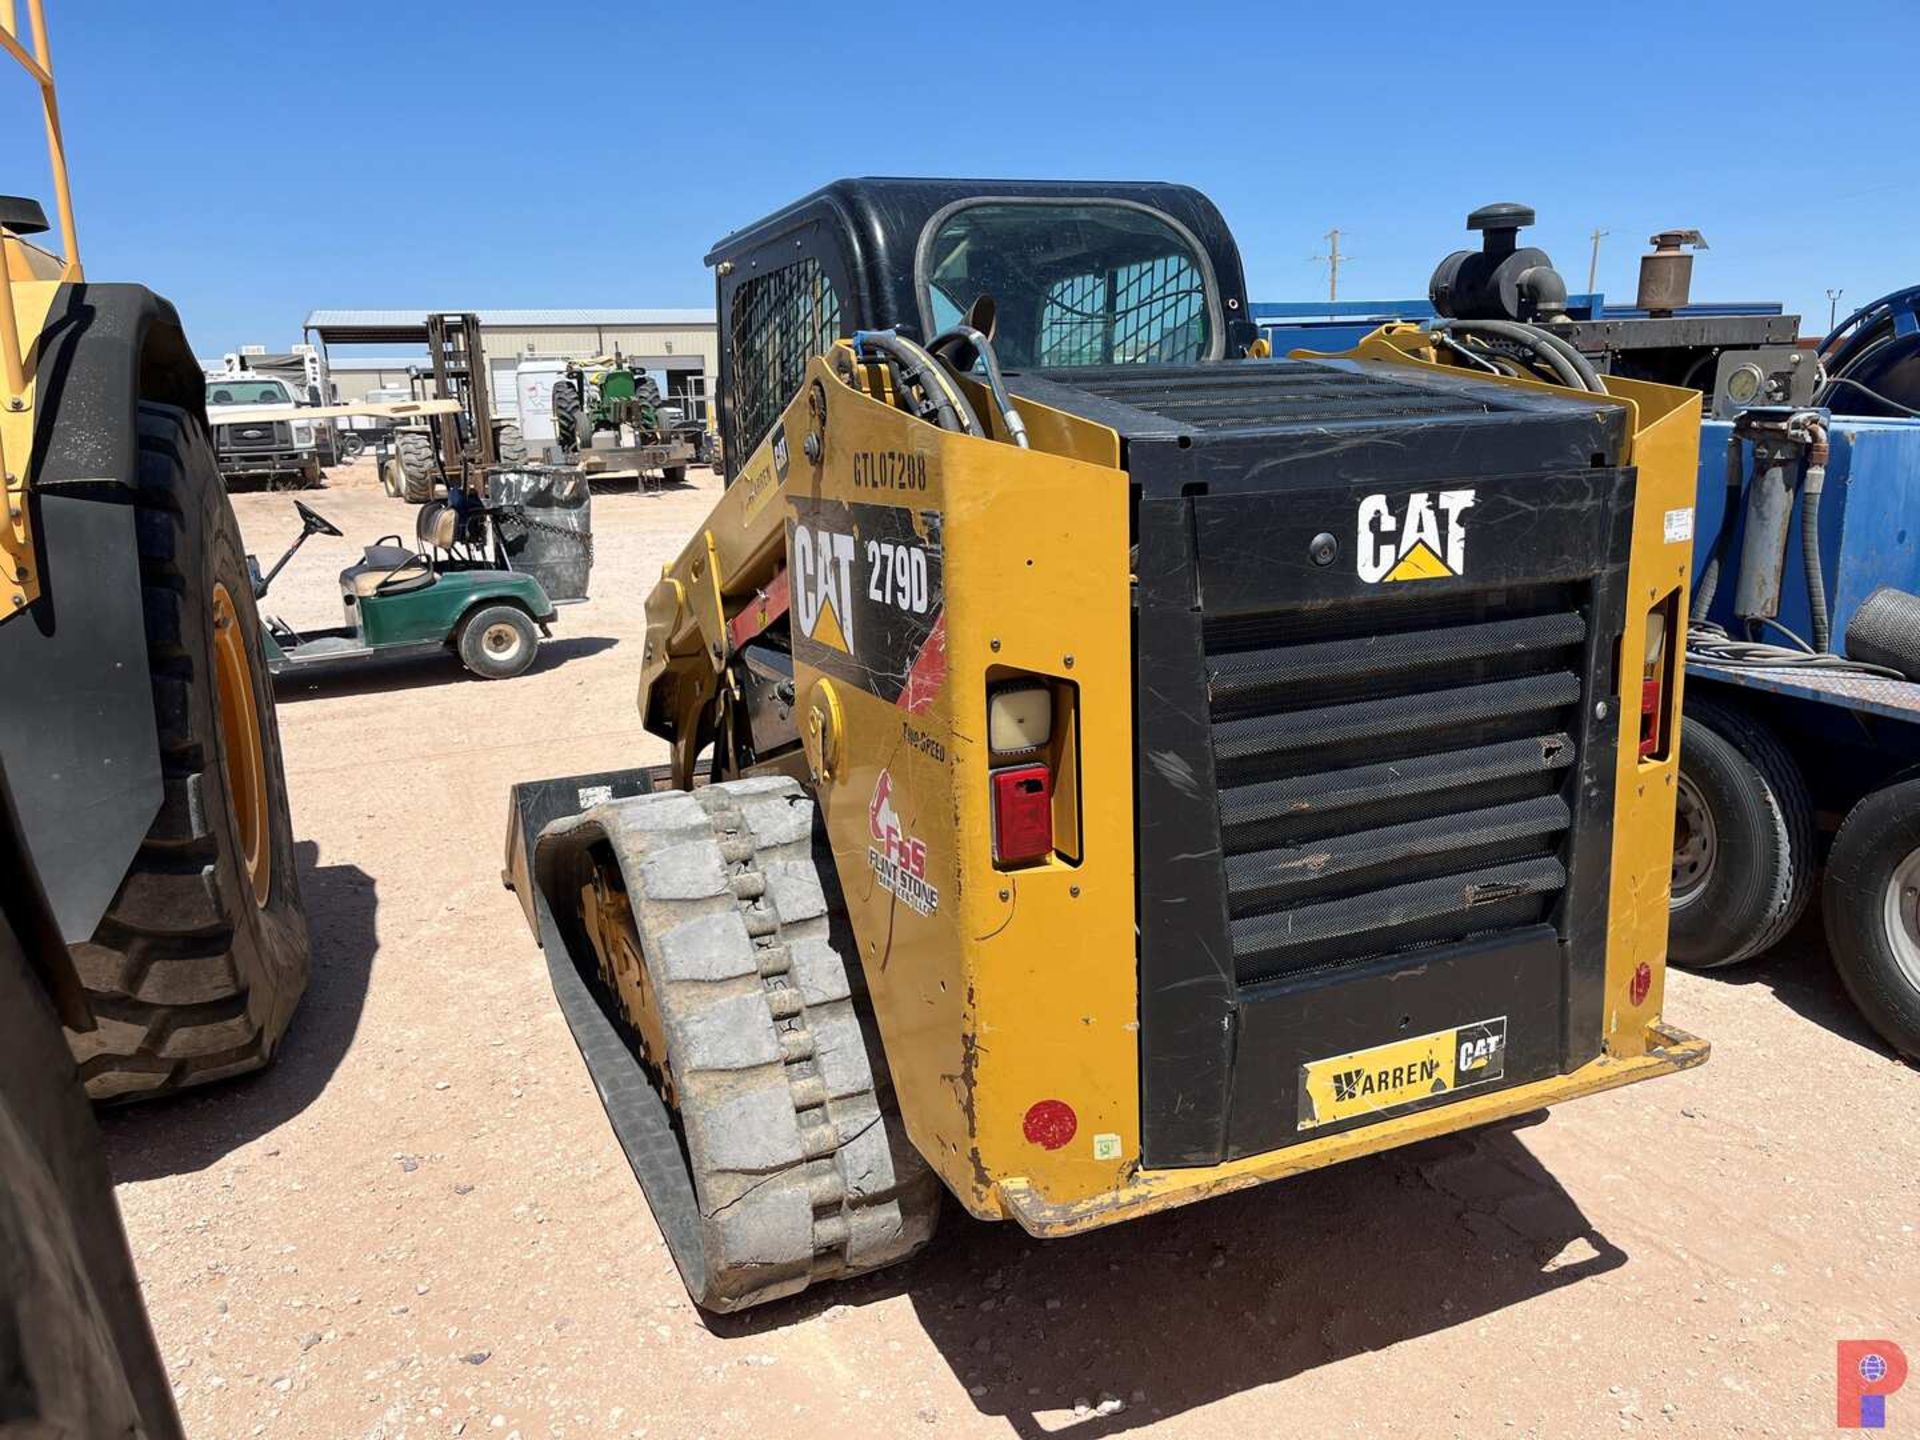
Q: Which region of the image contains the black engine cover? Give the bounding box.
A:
[1011,358,1636,1166]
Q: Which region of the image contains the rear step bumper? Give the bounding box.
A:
[997,1022,1708,1238]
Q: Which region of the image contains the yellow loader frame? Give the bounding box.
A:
[0,0,81,617]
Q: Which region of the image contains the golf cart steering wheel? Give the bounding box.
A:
[295,500,343,537]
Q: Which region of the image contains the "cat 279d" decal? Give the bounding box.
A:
[789,497,945,710]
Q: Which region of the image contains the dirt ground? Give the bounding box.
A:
[103,458,1917,1440]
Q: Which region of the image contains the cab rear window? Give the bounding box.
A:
[920,201,1218,368]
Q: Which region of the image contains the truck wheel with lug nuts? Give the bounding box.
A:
[395,428,437,504]
[1668,698,1815,968]
[64,403,311,1101]
[456,604,539,680]
[1822,778,1920,1060]
[536,779,940,1312]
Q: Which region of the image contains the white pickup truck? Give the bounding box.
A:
[204,374,323,488]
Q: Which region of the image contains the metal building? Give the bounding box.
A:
[301,308,719,423]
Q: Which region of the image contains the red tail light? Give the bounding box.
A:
[1639,599,1676,761]
[991,763,1053,866]
[1639,677,1661,758]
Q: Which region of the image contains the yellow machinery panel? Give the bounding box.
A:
[621,339,1708,1235]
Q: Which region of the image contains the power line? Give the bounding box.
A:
[1587,228,1609,299]
[1309,228,1349,311]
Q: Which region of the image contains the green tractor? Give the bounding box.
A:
[550,356,711,486]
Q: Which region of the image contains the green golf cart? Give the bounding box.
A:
[251,489,589,681]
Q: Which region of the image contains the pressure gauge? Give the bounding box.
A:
[1724,361,1766,407]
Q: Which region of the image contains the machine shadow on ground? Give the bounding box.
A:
[270,635,619,703]
[101,840,378,1182]
[1702,906,1894,1058]
[715,1117,1622,1434]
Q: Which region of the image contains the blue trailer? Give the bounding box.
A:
[1671,413,1920,1060]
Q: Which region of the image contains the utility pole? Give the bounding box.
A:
[1310,228,1348,312]
[1827,288,1845,332]
[1587,228,1609,300]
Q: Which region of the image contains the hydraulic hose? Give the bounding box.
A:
[1798,419,1831,652]
[1432,319,1585,390]
[1692,434,1746,621]
[852,330,981,436]
[928,324,1029,448]
[1519,323,1607,393]
[1430,318,1605,393]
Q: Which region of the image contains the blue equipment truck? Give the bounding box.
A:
[1261,214,1920,1062]
[1676,407,1920,1061]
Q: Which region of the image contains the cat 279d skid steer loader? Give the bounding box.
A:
[507,179,1708,1312]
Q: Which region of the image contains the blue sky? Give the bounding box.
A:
[20,1,1918,354]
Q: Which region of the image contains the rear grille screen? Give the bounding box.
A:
[1206,582,1590,985]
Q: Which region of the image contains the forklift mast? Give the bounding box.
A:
[423,311,497,496]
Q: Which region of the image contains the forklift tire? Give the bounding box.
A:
[494,422,528,466]
[552,379,581,451]
[662,466,687,486]
[456,604,538,680]
[1821,779,1920,1060]
[64,403,311,1102]
[1668,699,1814,970]
[396,429,437,504]
[536,779,941,1313]
[380,456,405,498]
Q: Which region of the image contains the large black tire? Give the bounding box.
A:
[62,404,311,1102]
[1668,698,1815,969]
[539,779,940,1312]
[2,799,184,1437]
[493,422,528,466]
[552,379,581,451]
[662,465,688,486]
[456,603,538,680]
[396,428,437,504]
[336,430,366,461]
[1822,780,1920,1060]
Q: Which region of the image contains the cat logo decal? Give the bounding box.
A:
[1357,489,1477,583]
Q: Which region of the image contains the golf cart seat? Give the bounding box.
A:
[416,499,460,551]
[341,537,435,598]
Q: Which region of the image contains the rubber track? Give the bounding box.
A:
[536,777,938,1312]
